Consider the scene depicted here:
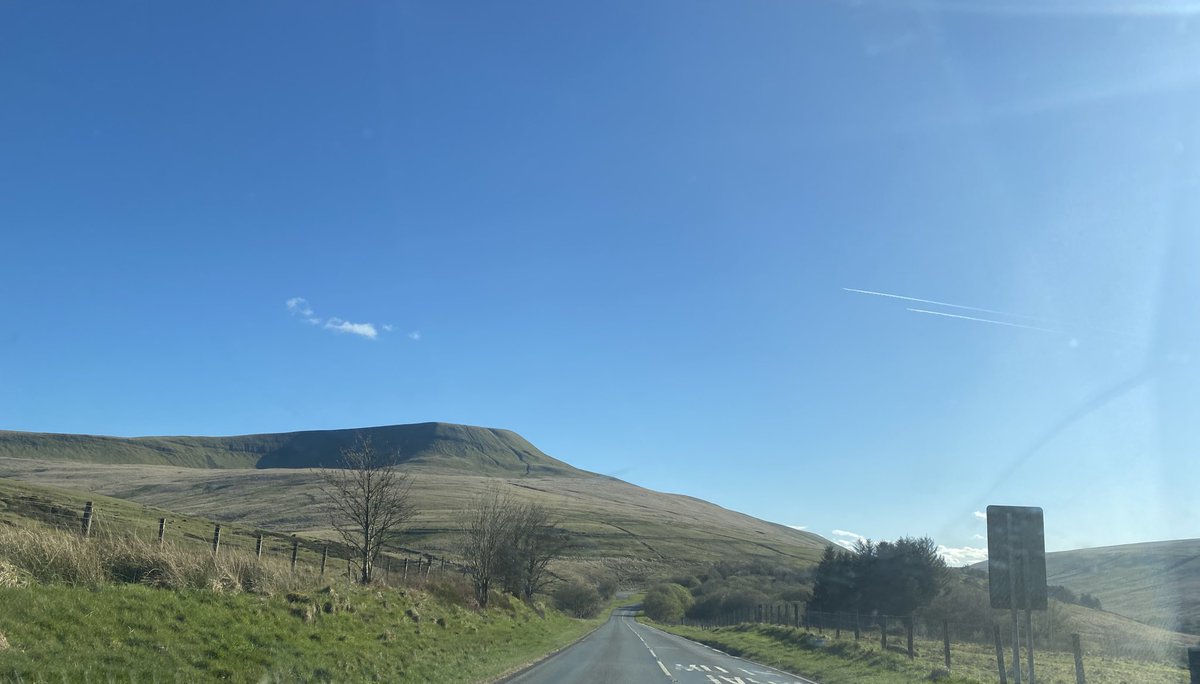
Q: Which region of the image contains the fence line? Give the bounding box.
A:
[1,493,467,584]
[678,603,1197,682]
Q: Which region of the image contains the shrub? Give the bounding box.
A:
[553,581,602,618]
[643,583,694,623]
[596,575,618,600]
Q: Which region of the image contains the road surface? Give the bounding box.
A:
[505,606,818,684]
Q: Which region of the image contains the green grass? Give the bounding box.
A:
[0,582,604,682]
[0,459,829,570]
[1042,539,1200,634]
[645,621,1193,684]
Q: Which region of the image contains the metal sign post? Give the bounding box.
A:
[988,506,1047,684]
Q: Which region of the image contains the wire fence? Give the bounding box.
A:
[677,603,1198,682]
[0,490,467,585]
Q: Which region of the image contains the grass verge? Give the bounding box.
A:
[0,582,603,682]
[643,622,1192,684]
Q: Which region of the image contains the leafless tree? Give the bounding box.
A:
[503,502,568,601]
[462,486,518,606]
[317,435,414,584]
[464,488,568,606]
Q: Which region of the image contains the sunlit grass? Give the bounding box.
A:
[0,581,605,682]
[647,621,1192,684]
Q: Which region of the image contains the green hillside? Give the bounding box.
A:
[1045,539,1200,634]
[0,422,583,475]
[0,423,831,570]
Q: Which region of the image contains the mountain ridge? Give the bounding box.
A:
[0,422,584,476]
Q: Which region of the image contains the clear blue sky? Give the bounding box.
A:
[4,1,1199,563]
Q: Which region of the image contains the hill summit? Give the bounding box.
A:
[0,422,585,476]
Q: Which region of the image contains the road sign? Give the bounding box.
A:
[987,505,1047,611]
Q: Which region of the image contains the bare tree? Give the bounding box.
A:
[504,502,568,601]
[464,489,568,606]
[317,435,414,584]
[462,486,517,606]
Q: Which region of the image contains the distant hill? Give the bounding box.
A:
[0,422,584,476]
[973,538,1200,634]
[1045,539,1200,634]
[0,423,831,569]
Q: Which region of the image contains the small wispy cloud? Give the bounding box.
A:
[324,318,378,340]
[787,525,808,531]
[831,529,867,551]
[974,511,987,522]
[408,331,421,341]
[286,297,390,341]
[382,324,395,333]
[973,533,986,540]
[286,297,321,325]
[938,545,988,567]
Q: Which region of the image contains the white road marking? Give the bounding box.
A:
[701,664,712,671]
[714,666,729,673]
[658,660,672,677]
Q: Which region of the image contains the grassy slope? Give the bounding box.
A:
[646,621,1192,684]
[0,460,830,567]
[1044,539,1200,633]
[0,582,604,682]
[0,422,584,475]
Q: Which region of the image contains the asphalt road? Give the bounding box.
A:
[506,607,818,684]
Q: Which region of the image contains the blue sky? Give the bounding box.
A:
[3,1,1199,563]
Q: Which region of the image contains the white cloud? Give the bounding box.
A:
[382,324,394,332]
[938,545,988,567]
[408,331,421,341]
[974,511,987,522]
[286,297,388,341]
[286,297,321,325]
[973,533,986,540]
[324,318,378,340]
[831,529,867,551]
[787,525,808,531]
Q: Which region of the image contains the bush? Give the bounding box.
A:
[643,583,694,623]
[668,575,700,590]
[553,581,602,618]
[596,576,618,600]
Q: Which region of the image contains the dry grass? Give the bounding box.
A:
[0,526,308,595]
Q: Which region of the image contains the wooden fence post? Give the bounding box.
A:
[881,615,888,650]
[943,620,951,671]
[907,617,914,659]
[81,501,94,538]
[211,524,221,557]
[440,557,446,573]
[994,623,1009,684]
[290,537,299,574]
[158,518,166,546]
[854,612,861,640]
[1072,634,1086,684]
[320,545,328,576]
[255,534,263,559]
[403,557,409,581]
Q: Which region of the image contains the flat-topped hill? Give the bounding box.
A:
[0,422,584,476]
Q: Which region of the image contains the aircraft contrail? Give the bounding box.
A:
[906,308,1064,334]
[845,286,1130,337]
[843,287,1045,321]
